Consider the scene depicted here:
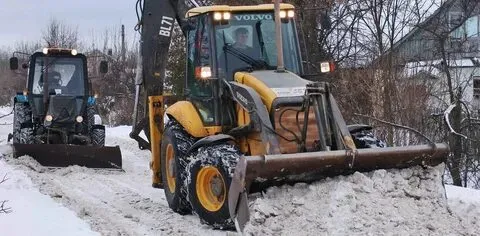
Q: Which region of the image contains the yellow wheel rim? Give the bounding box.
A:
[166,144,176,193]
[196,166,226,212]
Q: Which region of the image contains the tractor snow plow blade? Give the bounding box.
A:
[229,143,449,232]
[13,144,122,169]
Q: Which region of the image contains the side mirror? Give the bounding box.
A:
[100,60,108,74]
[10,57,18,70]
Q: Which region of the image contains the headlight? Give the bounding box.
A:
[213,11,231,21]
[42,48,49,55]
[76,116,83,123]
[214,12,222,21]
[279,10,287,18]
[223,12,231,20]
[287,10,295,18]
[196,66,212,79]
[71,49,78,56]
[45,115,53,122]
[201,67,211,78]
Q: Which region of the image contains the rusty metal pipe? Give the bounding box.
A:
[244,143,449,181]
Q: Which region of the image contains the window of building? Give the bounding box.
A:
[474,77,480,99]
[450,13,480,39]
[466,16,479,37]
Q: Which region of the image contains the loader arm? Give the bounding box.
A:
[130,0,206,150]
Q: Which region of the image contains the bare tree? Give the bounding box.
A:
[165,23,186,95]
[413,0,480,187]
[42,18,80,49]
[85,26,137,126]
[0,41,41,105]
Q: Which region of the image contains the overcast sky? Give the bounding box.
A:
[0,1,138,50]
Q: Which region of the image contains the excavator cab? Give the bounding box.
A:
[133,2,449,232]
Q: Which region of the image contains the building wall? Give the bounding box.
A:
[394,2,480,65]
[392,1,480,116]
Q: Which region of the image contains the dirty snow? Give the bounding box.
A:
[1,105,480,235]
[244,165,479,236]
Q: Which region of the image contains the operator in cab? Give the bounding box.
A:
[232,27,256,57]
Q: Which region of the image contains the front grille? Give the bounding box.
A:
[273,106,320,154]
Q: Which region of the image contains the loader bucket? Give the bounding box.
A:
[229,143,449,232]
[13,144,122,169]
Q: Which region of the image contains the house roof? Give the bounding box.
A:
[390,0,457,52]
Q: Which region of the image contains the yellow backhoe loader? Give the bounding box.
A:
[130,0,449,231]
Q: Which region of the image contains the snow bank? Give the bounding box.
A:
[445,185,480,228]
[0,158,99,236]
[244,164,478,236]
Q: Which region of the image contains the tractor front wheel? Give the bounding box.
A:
[13,101,33,144]
[187,143,240,229]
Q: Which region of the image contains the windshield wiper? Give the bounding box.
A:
[223,44,271,70]
[255,20,268,61]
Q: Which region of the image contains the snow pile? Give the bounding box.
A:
[446,185,480,227]
[244,164,478,236]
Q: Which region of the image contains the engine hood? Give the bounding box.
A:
[47,95,83,123]
[234,70,311,111]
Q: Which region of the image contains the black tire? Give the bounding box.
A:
[187,143,241,230]
[91,125,105,146]
[13,102,33,144]
[351,129,386,148]
[87,105,97,133]
[161,121,195,214]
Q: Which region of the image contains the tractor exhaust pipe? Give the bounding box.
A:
[274,0,285,72]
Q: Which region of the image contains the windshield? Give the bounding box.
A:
[215,11,301,79]
[32,56,86,96]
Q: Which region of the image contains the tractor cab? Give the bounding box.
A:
[19,48,90,125]
[185,4,301,82]
[29,49,88,98]
[8,48,121,169]
[184,4,303,125]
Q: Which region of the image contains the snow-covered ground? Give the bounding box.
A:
[0,106,479,235]
[0,158,100,236]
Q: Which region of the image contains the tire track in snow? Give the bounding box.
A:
[3,132,227,236]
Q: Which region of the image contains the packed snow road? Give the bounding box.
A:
[1,125,224,236]
[0,107,223,235]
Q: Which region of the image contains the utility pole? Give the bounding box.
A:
[121,24,126,63]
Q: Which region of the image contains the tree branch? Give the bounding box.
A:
[0,174,11,214]
[0,200,12,214]
[353,113,434,144]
